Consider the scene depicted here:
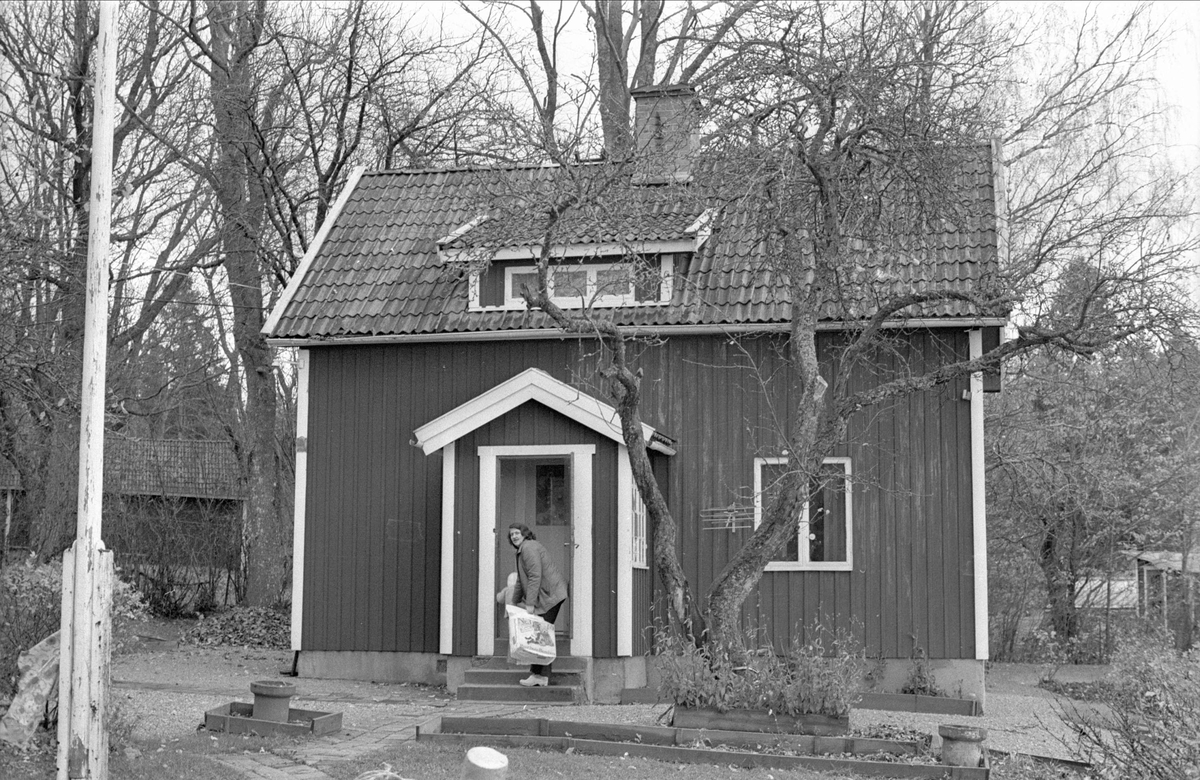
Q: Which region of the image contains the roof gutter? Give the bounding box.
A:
[266,316,1008,348]
[262,166,367,337]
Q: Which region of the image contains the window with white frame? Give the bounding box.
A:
[499,255,672,309]
[632,489,649,569]
[754,457,852,572]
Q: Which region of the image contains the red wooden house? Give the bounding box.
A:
[263,88,1005,704]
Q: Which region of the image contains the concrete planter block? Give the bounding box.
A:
[249,680,297,723]
[939,723,987,767]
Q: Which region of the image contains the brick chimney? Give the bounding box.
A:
[631,84,699,184]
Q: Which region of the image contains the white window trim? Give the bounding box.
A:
[631,490,649,570]
[468,255,674,311]
[754,456,853,572]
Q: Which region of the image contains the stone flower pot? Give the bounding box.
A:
[938,723,987,767]
[250,680,297,723]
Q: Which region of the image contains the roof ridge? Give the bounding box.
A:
[364,160,577,177]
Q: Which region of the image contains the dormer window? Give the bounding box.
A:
[470,254,677,311]
[442,207,712,312]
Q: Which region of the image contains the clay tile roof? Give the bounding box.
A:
[104,439,245,500]
[266,147,1002,341]
[0,440,245,499]
[0,456,19,490]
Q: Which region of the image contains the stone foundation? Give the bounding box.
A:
[865,658,985,710]
[299,652,984,710]
[591,656,647,703]
[297,651,443,686]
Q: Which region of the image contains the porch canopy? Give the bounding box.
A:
[412,367,673,659]
[412,367,675,456]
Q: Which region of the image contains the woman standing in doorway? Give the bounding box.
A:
[507,523,568,686]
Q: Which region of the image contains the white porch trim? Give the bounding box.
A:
[616,445,633,656]
[439,442,456,655]
[969,330,989,660]
[290,350,310,651]
[413,368,675,456]
[476,445,595,658]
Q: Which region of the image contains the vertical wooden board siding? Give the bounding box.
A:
[420,352,442,649]
[334,349,357,648]
[301,330,977,660]
[366,348,383,651]
[633,568,653,655]
[302,347,326,647]
[333,349,354,649]
[314,347,338,649]
[877,347,900,658]
[920,337,943,657]
[379,347,399,652]
[900,337,921,658]
[958,347,976,658]
[930,335,960,656]
[593,438,619,657]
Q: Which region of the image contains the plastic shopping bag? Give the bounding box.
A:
[506,604,557,666]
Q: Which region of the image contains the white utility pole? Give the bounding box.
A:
[56,2,120,778]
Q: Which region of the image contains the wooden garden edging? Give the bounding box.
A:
[859,693,981,717]
[437,717,920,755]
[420,717,990,779]
[619,689,982,717]
[672,705,850,735]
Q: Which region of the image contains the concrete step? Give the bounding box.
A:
[470,655,588,673]
[463,667,584,686]
[456,683,582,704]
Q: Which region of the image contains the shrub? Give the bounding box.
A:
[0,556,61,698]
[106,495,242,618]
[0,555,148,698]
[1070,629,1200,779]
[900,646,942,696]
[655,625,865,719]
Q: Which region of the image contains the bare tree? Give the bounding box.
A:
[463,0,1197,656]
[0,0,222,557]
[166,0,502,604]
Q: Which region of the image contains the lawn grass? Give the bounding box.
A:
[0,730,308,780]
[327,739,861,780]
[3,733,1089,779]
[327,738,1091,780]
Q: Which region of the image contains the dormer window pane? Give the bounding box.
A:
[510,271,538,301]
[597,268,634,298]
[489,255,674,310]
[556,269,589,298]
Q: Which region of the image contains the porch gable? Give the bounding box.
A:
[412,367,675,456]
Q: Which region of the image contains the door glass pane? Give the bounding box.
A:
[536,463,570,525]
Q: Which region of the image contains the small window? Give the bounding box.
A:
[754,457,852,572]
[499,256,672,309]
[632,489,649,569]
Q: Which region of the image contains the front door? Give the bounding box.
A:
[494,456,573,644]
